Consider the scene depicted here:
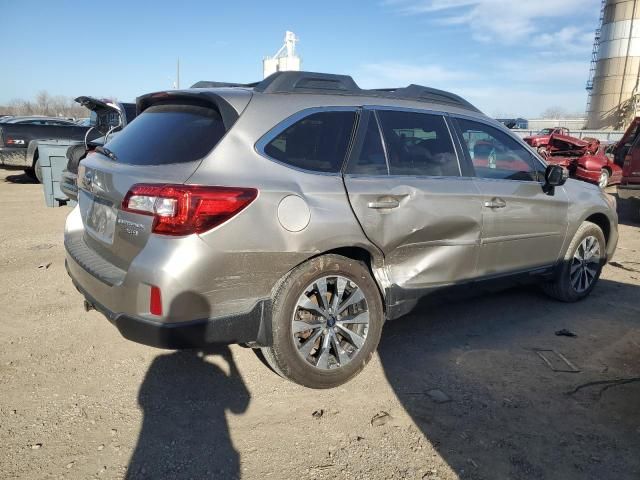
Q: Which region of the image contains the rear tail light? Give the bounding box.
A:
[122,184,258,236]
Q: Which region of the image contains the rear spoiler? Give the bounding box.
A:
[136,90,240,131]
[191,80,259,88]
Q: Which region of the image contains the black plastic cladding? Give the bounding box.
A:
[190,71,481,113]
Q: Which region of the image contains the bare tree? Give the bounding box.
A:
[35,90,52,116]
[1,91,89,119]
[541,106,568,119]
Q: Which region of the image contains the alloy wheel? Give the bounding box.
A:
[570,236,601,293]
[291,275,369,370]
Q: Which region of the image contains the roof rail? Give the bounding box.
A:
[193,71,481,112]
[254,71,360,94]
[391,85,480,112]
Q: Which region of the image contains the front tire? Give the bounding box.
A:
[261,254,384,389]
[598,169,609,189]
[542,221,606,302]
[33,152,43,184]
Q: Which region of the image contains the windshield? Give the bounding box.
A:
[538,128,553,135]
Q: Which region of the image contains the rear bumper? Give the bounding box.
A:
[0,147,28,167]
[66,259,271,349]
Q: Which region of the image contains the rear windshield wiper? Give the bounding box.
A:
[96,145,118,161]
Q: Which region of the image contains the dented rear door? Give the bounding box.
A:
[343,109,482,290]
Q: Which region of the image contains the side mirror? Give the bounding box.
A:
[543,164,568,194]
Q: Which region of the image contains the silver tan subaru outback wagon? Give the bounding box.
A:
[65,71,618,388]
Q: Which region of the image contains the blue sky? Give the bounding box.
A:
[1,0,601,117]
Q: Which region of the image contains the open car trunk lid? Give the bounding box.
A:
[75,91,245,272]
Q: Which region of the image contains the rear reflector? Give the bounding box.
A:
[150,286,162,316]
[122,184,258,236]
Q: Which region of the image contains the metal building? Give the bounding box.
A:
[263,31,301,79]
[586,0,640,130]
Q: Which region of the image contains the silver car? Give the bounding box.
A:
[64,71,618,388]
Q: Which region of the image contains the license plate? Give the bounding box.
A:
[79,191,117,244]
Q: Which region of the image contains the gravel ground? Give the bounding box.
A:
[0,169,639,480]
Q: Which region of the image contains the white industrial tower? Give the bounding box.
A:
[263,31,301,78]
[586,0,640,129]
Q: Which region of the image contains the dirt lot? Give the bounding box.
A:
[0,169,639,480]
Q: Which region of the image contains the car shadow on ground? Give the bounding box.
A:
[3,171,38,184]
[126,294,250,480]
[378,278,640,480]
[614,193,640,227]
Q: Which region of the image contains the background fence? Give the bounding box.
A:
[511,129,625,142]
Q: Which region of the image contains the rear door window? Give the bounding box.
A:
[263,111,356,173]
[456,118,541,181]
[103,103,227,165]
[377,110,460,177]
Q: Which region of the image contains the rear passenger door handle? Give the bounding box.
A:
[368,199,400,209]
[483,198,507,209]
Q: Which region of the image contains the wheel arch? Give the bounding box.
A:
[584,212,611,246]
[26,140,39,168]
[279,244,389,314]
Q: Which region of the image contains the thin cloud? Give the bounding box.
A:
[384,0,600,44]
[355,60,588,117]
[355,62,471,89]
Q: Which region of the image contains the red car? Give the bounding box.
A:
[542,133,622,188]
[524,127,570,155]
[614,117,640,217]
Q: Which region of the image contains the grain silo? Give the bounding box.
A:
[586,0,640,130]
[263,31,301,79]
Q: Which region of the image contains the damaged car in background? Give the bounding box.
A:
[540,132,622,188]
[523,126,570,156]
[615,116,640,218]
[59,97,136,201]
[0,97,134,184]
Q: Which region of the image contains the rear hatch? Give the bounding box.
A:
[76,91,244,271]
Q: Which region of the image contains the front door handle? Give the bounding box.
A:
[484,197,507,209]
[368,198,400,209]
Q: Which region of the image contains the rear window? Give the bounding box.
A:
[103,104,226,165]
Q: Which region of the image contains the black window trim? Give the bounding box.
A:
[255,106,360,176]
[450,113,547,184]
[343,109,389,176]
[344,105,465,179]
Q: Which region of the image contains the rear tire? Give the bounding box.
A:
[261,254,384,389]
[542,221,606,302]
